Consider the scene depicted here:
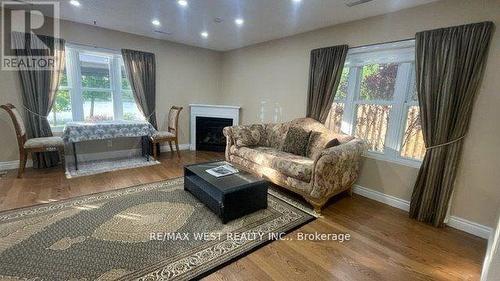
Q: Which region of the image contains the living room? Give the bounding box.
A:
[0,0,499,280]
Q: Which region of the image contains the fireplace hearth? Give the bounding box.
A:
[196,117,233,151]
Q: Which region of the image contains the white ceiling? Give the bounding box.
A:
[11,0,438,51]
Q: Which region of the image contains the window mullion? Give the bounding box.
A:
[386,62,411,158]
[111,56,122,120]
[67,48,84,121]
[341,66,359,135]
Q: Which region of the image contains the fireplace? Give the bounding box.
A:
[196,117,233,151]
[189,104,241,151]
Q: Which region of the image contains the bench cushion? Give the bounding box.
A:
[151,131,175,140]
[24,137,64,149]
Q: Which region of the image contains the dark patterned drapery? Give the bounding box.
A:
[410,22,494,227]
[121,49,157,129]
[306,45,348,123]
[12,32,65,168]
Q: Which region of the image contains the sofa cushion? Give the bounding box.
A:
[231,146,313,182]
[229,155,312,194]
[232,124,267,147]
[266,122,290,149]
[281,126,311,156]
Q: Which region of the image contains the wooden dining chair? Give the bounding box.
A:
[1,103,65,178]
[150,106,183,158]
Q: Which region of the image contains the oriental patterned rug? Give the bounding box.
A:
[0,178,314,280]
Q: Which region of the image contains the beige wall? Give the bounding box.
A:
[220,0,500,227]
[0,17,222,158]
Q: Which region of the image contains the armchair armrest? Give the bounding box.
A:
[310,139,367,199]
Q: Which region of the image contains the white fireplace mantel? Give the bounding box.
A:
[189,104,241,150]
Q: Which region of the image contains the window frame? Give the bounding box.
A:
[50,44,140,131]
[334,40,422,168]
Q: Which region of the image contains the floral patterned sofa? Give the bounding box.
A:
[223,117,366,213]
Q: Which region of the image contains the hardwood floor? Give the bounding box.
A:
[0,151,486,280]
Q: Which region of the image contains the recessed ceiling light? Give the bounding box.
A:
[152,19,160,26]
[69,0,81,7]
[235,18,244,26]
[177,0,188,7]
[200,31,208,38]
[292,0,302,2]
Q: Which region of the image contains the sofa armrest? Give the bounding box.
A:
[223,124,258,159]
[223,126,236,160]
[310,139,367,199]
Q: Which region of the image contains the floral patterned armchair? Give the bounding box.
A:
[223,117,366,213]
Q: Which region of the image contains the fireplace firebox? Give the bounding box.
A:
[196,117,233,151]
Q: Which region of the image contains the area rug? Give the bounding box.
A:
[0,178,315,280]
[65,156,160,178]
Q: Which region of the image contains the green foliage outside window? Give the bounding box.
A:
[360,63,398,101]
[335,68,349,100]
[52,89,71,125]
[81,70,111,118]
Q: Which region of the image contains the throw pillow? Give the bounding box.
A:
[324,138,340,149]
[281,126,311,156]
[306,131,323,157]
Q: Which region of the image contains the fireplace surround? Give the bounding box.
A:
[189,104,240,151]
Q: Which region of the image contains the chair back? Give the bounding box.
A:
[167,106,183,137]
[1,103,27,151]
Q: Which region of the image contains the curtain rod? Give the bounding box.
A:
[66,41,121,53]
[350,37,415,49]
[68,37,416,54]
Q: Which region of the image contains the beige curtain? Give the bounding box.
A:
[306,45,348,123]
[410,22,494,227]
[12,32,65,168]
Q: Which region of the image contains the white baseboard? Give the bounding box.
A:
[447,216,492,240]
[352,184,492,239]
[0,144,191,170]
[0,160,32,171]
[353,185,410,211]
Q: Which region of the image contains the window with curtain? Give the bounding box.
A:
[50,68,71,130]
[48,44,144,130]
[325,40,424,165]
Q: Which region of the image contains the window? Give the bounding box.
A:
[400,75,425,160]
[49,45,143,129]
[49,69,72,130]
[326,40,425,165]
[121,64,143,121]
[80,52,113,122]
[325,68,348,133]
